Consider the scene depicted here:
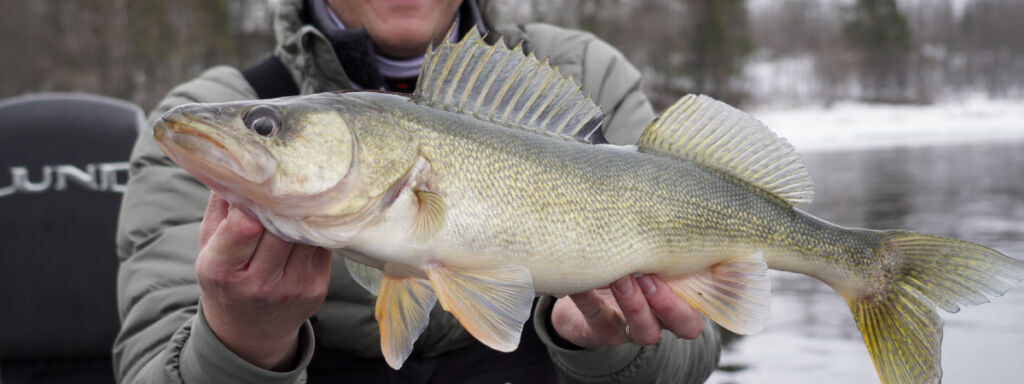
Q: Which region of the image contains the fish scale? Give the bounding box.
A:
[367,90,881,300]
[153,29,1024,383]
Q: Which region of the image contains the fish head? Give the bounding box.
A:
[154,94,369,226]
[155,92,423,247]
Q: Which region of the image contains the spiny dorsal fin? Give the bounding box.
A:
[415,29,607,144]
[639,95,814,205]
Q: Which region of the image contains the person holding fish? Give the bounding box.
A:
[113,0,720,383]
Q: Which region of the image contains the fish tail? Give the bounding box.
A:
[846,230,1024,384]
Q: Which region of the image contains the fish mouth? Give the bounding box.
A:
[154,118,277,185]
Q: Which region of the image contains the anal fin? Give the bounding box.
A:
[665,252,771,335]
[375,274,437,369]
[426,264,535,352]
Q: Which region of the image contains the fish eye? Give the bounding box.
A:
[243,105,282,137]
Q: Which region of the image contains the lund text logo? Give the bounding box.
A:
[0,162,130,199]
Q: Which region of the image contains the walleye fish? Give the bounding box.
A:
[154,30,1022,384]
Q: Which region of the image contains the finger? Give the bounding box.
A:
[311,247,332,272]
[201,206,264,269]
[283,245,331,304]
[309,247,333,288]
[568,289,613,324]
[200,192,229,248]
[638,275,705,339]
[281,243,316,277]
[247,228,295,279]
[611,276,663,345]
[560,290,624,348]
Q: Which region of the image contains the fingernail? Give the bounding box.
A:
[612,277,634,296]
[638,275,657,296]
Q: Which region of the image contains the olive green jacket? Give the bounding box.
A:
[113,0,720,383]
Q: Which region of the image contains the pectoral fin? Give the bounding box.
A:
[375,274,437,369]
[426,264,535,352]
[345,257,383,295]
[411,190,446,244]
[665,252,771,335]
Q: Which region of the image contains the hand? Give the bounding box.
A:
[550,275,705,348]
[196,193,332,371]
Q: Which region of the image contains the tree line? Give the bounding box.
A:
[524,0,1024,108]
[0,0,273,111]
[1,0,1021,112]
[746,0,1024,106]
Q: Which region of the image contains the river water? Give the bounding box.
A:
[706,141,1024,384]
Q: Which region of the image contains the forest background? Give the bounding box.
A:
[1,0,1022,112]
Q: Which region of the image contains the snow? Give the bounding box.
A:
[749,97,1024,152]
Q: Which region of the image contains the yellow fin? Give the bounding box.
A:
[849,286,941,384]
[375,274,436,370]
[410,190,446,244]
[665,252,771,335]
[426,264,535,352]
[844,230,1024,384]
[638,94,814,205]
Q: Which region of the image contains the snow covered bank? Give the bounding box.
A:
[750,98,1024,152]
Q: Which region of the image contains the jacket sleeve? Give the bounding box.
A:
[112,66,315,383]
[524,23,722,383]
[533,297,720,384]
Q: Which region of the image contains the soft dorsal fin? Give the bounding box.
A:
[639,95,814,205]
[415,29,607,144]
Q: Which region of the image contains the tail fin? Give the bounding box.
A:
[848,230,1024,384]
